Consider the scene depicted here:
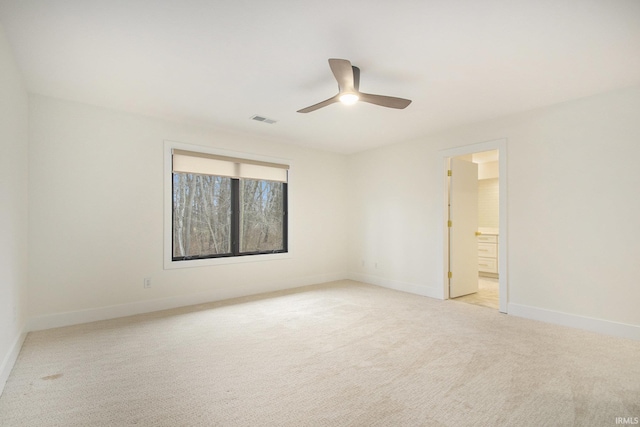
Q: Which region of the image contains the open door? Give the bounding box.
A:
[448,157,479,298]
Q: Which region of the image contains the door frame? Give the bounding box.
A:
[439,138,508,313]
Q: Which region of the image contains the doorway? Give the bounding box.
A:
[440,139,507,313]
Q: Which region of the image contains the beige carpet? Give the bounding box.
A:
[1,280,638,426]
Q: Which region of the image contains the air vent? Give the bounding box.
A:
[251,115,277,124]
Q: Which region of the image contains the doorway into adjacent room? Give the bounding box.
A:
[440,140,507,313]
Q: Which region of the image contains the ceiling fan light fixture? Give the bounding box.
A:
[297,59,411,113]
[339,93,359,105]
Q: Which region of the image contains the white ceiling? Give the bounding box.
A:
[1,0,639,154]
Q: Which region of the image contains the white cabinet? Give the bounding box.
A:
[478,233,498,277]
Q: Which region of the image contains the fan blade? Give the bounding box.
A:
[352,66,360,91]
[359,92,412,109]
[297,95,340,113]
[328,58,356,92]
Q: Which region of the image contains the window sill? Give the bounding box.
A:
[163,251,291,270]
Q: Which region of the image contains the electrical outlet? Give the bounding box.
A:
[144,277,151,288]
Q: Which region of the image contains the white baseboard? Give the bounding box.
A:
[508,302,640,341]
[349,272,442,300]
[28,272,348,332]
[1,328,27,396]
[25,274,639,342]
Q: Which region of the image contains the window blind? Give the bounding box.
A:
[172,149,289,183]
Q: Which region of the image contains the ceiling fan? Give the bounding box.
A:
[297,58,412,113]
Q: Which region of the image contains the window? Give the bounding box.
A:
[170,148,288,262]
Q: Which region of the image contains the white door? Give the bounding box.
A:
[449,157,479,298]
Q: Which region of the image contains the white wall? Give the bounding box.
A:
[28,95,349,328]
[348,141,439,297]
[348,86,640,335]
[0,26,29,392]
[478,160,499,180]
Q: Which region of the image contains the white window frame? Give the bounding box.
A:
[164,140,292,269]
